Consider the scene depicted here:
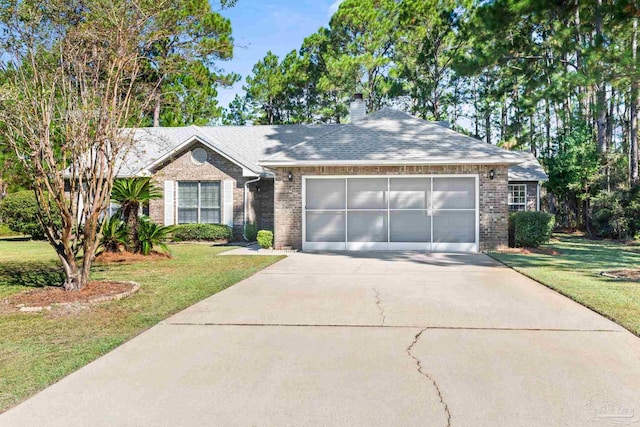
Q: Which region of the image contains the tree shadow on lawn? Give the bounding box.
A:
[0,261,65,288]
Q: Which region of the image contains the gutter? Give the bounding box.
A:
[258,158,526,167]
[242,176,262,241]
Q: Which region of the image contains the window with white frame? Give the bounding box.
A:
[177,181,221,224]
[508,184,527,211]
[100,201,121,220]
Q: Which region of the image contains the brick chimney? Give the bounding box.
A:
[349,93,366,122]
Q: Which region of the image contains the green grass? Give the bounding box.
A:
[0,241,284,413]
[490,234,640,336]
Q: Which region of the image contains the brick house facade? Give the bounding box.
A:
[120,107,547,252]
[271,165,509,251]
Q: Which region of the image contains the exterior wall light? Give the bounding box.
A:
[287,171,293,182]
[489,169,495,180]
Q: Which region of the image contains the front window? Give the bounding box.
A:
[177,181,221,224]
[508,184,527,211]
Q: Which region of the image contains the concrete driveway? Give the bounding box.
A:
[2,252,640,427]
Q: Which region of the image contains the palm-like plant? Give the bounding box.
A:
[111,178,161,253]
[137,216,175,255]
[98,216,128,253]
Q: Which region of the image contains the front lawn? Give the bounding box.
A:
[490,234,640,336]
[0,241,283,413]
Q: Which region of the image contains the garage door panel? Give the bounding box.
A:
[306,178,345,210]
[306,211,346,242]
[347,178,387,209]
[390,178,430,209]
[347,211,388,242]
[433,177,475,210]
[304,176,478,252]
[433,211,476,243]
[390,211,431,242]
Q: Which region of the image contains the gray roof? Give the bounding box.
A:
[508,151,548,181]
[260,108,525,166]
[117,107,547,181]
[116,124,337,177]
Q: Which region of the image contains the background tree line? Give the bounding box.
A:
[226,0,640,239]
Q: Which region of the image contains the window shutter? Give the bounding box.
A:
[164,180,175,225]
[223,180,234,227]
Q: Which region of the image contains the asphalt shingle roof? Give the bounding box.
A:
[117,107,547,182]
[260,108,525,166]
[508,151,549,181]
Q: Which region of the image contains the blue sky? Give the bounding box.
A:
[215,0,343,109]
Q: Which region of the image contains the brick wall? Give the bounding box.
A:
[272,164,509,251]
[149,143,250,236]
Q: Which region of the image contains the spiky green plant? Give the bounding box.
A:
[98,216,128,253]
[136,216,175,255]
[111,178,161,253]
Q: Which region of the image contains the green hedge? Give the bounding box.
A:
[244,222,258,241]
[0,191,61,239]
[257,230,273,249]
[171,223,233,242]
[0,223,20,236]
[511,211,555,248]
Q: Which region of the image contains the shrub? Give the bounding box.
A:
[137,217,175,255]
[0,223,20,236]
[98,216,128,253]
[508,212,516,247]
[171,223,233,242]
[591,190,629,239]
[245,222,258,241]
[0,191,61,239]
[513,211,555,248]
[257,230,273,249]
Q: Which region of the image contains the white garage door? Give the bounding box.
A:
[303,176,478,252]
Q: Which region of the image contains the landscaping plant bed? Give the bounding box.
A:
[95,251,171,264]
[601,270,640,281]
[3,281,140,312]
[494,247,562,256]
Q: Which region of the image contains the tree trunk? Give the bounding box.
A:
[124,202,140,253]
[153,94,161,127]
[595,0,607,157]
[485,112,491,145]
[632,14,639,183]
[545,98,551,151]
[59,252,82,291]
[500,102,507,142]
[530,115,536,155]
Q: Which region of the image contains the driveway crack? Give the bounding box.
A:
[373,287,386,326]
[407,328,452,427]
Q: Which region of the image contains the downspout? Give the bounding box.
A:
[537,182,541,211]
[243,176,261,241]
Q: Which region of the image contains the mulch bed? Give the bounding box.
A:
[95,251,171,264]
[4,281,138,310]
[494,247,562,256]
[601,270,640,281]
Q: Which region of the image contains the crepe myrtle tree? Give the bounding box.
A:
[0,0,160,291]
